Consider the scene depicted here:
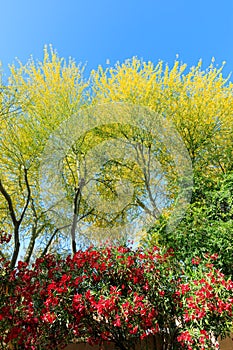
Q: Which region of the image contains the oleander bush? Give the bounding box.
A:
[0,243,232,350]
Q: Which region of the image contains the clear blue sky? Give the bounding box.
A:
[1,0,233,79]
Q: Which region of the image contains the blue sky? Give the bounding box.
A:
[1,0,233,79]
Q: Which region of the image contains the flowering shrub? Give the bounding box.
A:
[0,230,11,245]
[0,244,232,350]
[177,259,233,349]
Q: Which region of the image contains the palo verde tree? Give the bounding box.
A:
[1,50,232,269]
[0,46,89,266]
[0,48,155,264]
[91,57,233,274]
[91,57,233,177]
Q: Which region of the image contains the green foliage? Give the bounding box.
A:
[144,171,233,279]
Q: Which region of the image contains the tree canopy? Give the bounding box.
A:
[0,47,233,270]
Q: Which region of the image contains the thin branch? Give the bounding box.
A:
[19,167,31,225]
[41,224,71,257]
[78,208,95,222]
[0,180,17,226]
[136,196,159,219]
[24,223,47,263]
[64,155,77,188]
[137,143,161,217]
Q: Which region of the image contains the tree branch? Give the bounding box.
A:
[70,178,85,254]
[41,224,71,257]
[0,180,17,226]
[19,167,31,225]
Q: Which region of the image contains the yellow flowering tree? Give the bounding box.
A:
[91,57,233,243]
[0,46,89,266]
[1,50,233,267]
[92,57,233,173]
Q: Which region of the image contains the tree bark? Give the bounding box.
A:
[10,224,20,269]
[0,167,31,268]
[70,178,85,255]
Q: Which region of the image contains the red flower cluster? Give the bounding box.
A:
[0,230,11,245]
[0,245,232,350]
[177,260,233,349]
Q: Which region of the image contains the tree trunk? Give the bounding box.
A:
[70,178,85,255]
[10,224,20,269]
[24,228,37,264]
